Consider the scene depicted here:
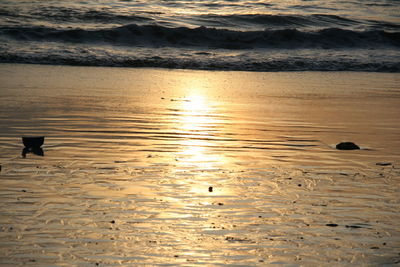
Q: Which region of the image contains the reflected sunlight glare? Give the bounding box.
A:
[179,95,211,133]
[175,92,222,171]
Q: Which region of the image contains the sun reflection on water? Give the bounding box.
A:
[163,84,235,209]
[174,93,223,170]
[179,95,210,132]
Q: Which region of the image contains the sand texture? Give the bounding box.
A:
[0,64,399,266]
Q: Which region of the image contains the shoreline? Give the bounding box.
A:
[1,58,400,73]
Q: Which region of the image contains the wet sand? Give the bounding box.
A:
[0,64,399,266]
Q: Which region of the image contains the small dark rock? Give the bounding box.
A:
[218,202,224,206]
[21,190,26,192]
[370,246,380,249]
[345,225,363,229]
[376,162,392,166]
[336,142,360,150]
[208,186,213,192]
[326,223,339,227]
[110,220,115,224]
[298,184,302,187]
[21,137,45,157]
[22,136,44,148]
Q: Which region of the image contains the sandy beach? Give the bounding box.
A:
[0,64,399,266]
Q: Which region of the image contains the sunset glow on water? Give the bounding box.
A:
[1,65,399,265]
[0,0,400,265]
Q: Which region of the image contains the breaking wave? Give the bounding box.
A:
[1,24,399,49]
[1,48,399,72]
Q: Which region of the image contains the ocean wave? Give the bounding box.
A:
[198,14,359,28]
[3,6,398,31]
[1,50,399,72]
[1,24,399,49]
[0,6,154,24]
[34,7,153,23]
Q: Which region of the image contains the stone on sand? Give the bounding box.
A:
[336,142,360,150]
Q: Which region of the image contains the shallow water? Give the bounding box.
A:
[0,64,400,266]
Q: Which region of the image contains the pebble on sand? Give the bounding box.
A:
[376,162,392,166]
[336,142,360,150]
[326,223,339,227]
[345,225,363,229]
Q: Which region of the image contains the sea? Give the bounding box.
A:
[0,0,399,71]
